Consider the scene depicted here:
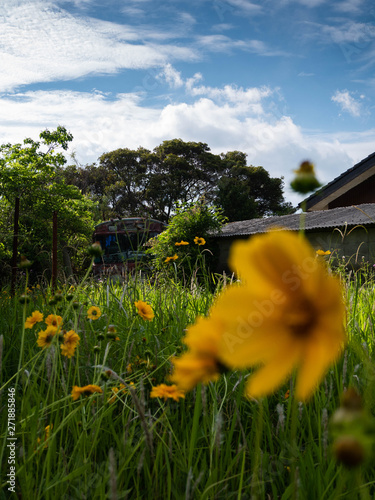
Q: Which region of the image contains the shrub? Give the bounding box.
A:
[147,199,226,284]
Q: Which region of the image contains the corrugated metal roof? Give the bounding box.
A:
[213,203,375,238]
[302,152,375,210]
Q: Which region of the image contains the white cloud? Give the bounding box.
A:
[157,64,184,89]
[195,35,289,56]
[331,90,362,116]
[0,0,198,92]
[0,86,372,207]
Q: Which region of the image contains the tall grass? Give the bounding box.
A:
[1,264,375,499]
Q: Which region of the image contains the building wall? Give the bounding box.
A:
[213,226,375,273]
[329,175,375,209]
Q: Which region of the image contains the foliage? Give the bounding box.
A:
[147,199,226,283]
[0,128,96,284]
[61,140,293,224]
[215,151,295,221]
[1,259,375,499]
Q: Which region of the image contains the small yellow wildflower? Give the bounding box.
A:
[25,310,44,329]
[316,249,331,256]
[45,314,63,328]
[108,382,135,404]
[194,236,206,246]
[37,326,58,349]
[71,384,103,401]
[60,330,80,358]
[87,306,102,320]
[134,300,154,321]
[175,240,189,246]
[37,424,53,449]
[150,384,185,402]
[165,254,178,263]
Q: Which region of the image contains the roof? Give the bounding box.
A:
[302,152,375,211]
[214,203,375,238]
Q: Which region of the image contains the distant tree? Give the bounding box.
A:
[215,151,295,222]
[60,140,293,226]
[148,139,223,220]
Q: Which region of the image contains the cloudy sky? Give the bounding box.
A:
[1,0,375,206]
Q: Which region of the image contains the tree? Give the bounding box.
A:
[0,127,95,286]
[148,139,223,220]
[215,151,295,222]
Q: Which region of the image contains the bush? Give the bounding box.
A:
[147,199,226,285]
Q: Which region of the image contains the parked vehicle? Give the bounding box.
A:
[92,218,165,278]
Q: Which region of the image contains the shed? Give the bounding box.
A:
[303,152,375,211]
[212,203,375,273]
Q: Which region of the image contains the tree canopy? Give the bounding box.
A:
[62,139,293,223]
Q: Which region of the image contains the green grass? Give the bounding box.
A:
[1,266,375,499]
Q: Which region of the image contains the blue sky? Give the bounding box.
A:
[1,0,375,206]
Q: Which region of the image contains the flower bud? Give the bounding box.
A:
[18,255,32,269]
[333,435,366,468]
[290,160,321,194]
[19,294,31,304]
[88,242,104,258]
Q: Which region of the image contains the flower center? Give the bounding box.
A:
[287,299,317,337]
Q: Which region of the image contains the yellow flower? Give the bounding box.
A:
[212,229,346,401]
[37,424,53,449]
[60,330,80,358]
[134,300,155,321]
[45,314,63,328]
[169,316,224,392]
[25,310,44,329]
[165,254,178,263]
[37,326,58,349]
[316,249,331,256]
[71,384,103,401]
[194,236,206,246]
[87,306,102,320]
[175,240,189,246]
[108,382,135,404]
[150,383,185,402]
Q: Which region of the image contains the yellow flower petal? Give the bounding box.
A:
[245,342,301,399]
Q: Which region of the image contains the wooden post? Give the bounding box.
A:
[52,210,58,292]
[11,197,20,296]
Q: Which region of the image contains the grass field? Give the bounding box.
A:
[1,249,375,499]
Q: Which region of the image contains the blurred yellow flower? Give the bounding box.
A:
[169,353,220,393]
[165,254,178,263]
[150,383,185,402]
[71,384,102,401]
[87,306,102,320]
[60,330,80,358]
[175,240,189,246]
[45,314,63,328]
[213,229,346,401]
[25,310,44,329]
[316,249,331,256]
[37,326,58,349]
[194,236,206,246]
[169,316,224,391]
[134,300,154,321]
